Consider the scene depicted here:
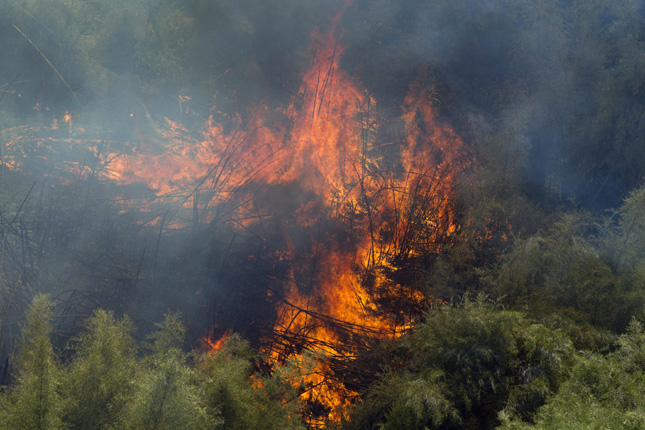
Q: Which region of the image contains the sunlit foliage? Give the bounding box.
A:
[346,298,574,429]
[0,298,303,430]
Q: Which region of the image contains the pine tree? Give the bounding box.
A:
[61,309,138,429]
[0,295,65,430]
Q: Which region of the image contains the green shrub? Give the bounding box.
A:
[0,295,65,430]
[346,298,574,429]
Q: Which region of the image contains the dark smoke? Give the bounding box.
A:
[0,0,644,370]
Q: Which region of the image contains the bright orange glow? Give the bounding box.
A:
[3,3,472,424]
[202,329,230,355]
[97,4,468,423]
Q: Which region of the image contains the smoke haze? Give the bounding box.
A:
[1,0,644,394]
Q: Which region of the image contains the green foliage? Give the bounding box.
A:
[0,300,302,430]
[61,309,138,430]
[119,356,214,430]
[0,0,319,125]
[603,183,645,271]
[3,2,645,428]
[500,320,645,429]
[348,370,460,430]
[198,334,303,430]
[0,295,65,430]
[346,298,574,429]
[118,313,216,430]
[146,312,187,358]
[485,212,645,334]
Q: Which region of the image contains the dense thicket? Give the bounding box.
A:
[1,0,645,428]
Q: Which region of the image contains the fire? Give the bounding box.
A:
[202,329,230,354]
[197,3,467,423]
[103,3,469,424]
[4,2,471,426]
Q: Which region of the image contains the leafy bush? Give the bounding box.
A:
[0,297,303,430]
[117,313,216,430]
[198,334,303,430]
[500,320,645,429]
[346,298,574,429]
[485,212,645,334]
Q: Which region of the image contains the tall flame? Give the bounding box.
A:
[99,5,470,423]
[263,18,470,419]
[1,3,472,425]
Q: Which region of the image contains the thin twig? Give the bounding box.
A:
[13,25,81,106]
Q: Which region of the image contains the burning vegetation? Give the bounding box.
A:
[2,0,645,429]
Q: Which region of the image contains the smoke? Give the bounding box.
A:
[1,0,644,368]
[341,0,645,210]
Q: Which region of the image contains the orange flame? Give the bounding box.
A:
[1,3,472,424]
[202,329,230,355]
[88,3,470,423]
